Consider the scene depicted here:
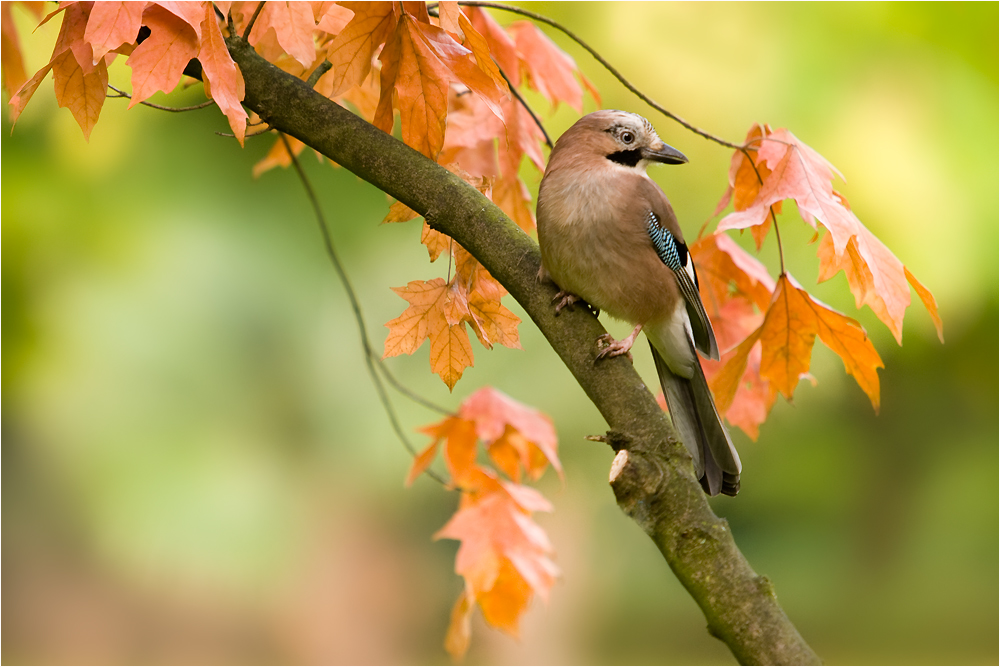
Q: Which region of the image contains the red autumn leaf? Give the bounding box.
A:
[717,125,939,344]
[84,1,144,62]
[467,6,519,85]
[198,2,247,145]
[434,485,558,654]
[8,1,88,127]
[692,231,775,320]
[248,1,317,68]
[126,5,199,108]
[507,20,584,112]
[458,387,559,478]
[457,12,508,98]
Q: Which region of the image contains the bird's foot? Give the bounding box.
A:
[553,290,599,317]
[595,323,644,361]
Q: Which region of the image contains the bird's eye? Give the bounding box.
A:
[621,131,635,144]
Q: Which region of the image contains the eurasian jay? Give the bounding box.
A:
[536,110,741,496]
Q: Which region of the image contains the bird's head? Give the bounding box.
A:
[551,110,688,174]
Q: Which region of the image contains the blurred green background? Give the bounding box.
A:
[3,2,997,664]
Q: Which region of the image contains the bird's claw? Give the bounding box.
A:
[553,290,600,317]
[553,290,582,315]
[595,333,634,361]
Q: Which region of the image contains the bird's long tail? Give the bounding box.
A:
[651,343,741,496]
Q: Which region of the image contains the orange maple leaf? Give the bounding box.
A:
[199,2,247,145]
[2,3,30,97]
[434,483,558,653]
[375,12,507,159]
[716,274,884,413]
[383,278,475,389]
[325,1,398,97]
[84,1,144,62]
[247,1,317,68]
[717,126,939,344]
[126,5,199,108]
[467,7,519,86]
[508,20,587,113]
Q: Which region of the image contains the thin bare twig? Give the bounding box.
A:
[458,1,743,150]
[242,1,266,40]
[106,84,215,112]
[278,133,451,485]
[214,126,273,138]
[496,63,552,150]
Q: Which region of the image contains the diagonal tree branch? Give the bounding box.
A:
[224,33,820,666]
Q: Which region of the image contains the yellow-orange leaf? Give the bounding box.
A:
[443,590,474,660]
[437,0,461,35]
[905,267,943,343]
[326,1,397,97]
[384,278,449,357]
[51,49,108,141]
[434,490,557,623]
[126,5,199,107]
[718,125,927,344]
[468,291,522,351]
[477,558,532,636]
[252,134,304,178]
[457,12,509,101]
[420,222,451,261]
[760,274,882,410]
[384,278,476,389]
[382,200,419,223]
[430,313,474,390]
[405,439,440,487]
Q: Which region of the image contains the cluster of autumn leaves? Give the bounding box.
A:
[4,0,942,660]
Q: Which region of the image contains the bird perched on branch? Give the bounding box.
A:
[536,110,741,496]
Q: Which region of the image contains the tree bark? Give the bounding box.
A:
[224,35,820,666]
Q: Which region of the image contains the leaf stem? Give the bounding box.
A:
[741,146,786,274]
[278,133,451,486]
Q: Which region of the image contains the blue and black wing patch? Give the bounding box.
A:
[647,212,719,360]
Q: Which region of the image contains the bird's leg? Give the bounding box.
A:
[596,323,644,361]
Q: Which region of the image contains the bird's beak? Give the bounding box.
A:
[642,142,688,165]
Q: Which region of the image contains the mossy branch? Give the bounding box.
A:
[224,34,820,666]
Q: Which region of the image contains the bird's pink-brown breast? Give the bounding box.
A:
[537,162,682,326]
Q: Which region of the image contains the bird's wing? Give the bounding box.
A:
[646,210,719,360]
